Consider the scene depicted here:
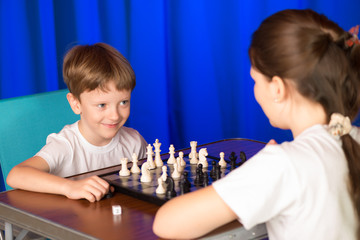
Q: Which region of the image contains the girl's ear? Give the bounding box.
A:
[66,93,81,115]
[270,76,287,102]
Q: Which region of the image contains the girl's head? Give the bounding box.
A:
[249,9,360,121]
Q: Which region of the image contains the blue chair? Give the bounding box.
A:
[0,89,79,191]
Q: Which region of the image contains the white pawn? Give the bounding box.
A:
[171,162,181,179]
[154,139,163,167]
[140,162,151,183]
[161,165,168,182]
[189,141,198,164]
[130,153,141,174]
[198,148,208,168]
[219,152,227,168]
[176,157,183,172]
[155,177,166,194]
[119,158,131,177]
[178,151,185,167]
[167,144,176,164]
[146,144,156,169]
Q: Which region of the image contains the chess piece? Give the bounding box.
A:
[239,151,247,166]
[178,151,186,167]
[130,153,141,174]
[171,162,181,179]
[167,144,176,164]
[165,176,177,199]
[176,157,184,172]
[182,171,191,190]
[210,160,217,180]
[230,152,237,170]
[156,177,166,194]
[154,139,163,167]
[189,141,198,164]
[218,152,227,168]
[119,158,130,177]
[146,144,156,169]
[140,162,151,182]
[161,165,168,182]
[203,172,209,187]
[198,148,208,168]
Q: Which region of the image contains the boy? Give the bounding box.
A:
[7,43,147,202]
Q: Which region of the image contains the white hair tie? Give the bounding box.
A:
[328,113,352,137]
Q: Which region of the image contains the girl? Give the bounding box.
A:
[153,9,360,240]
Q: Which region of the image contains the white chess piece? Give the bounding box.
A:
[146,144,156,169]
[189,141,198,164]
[167,144,176,164]
[161,165,168,182]
[130,153,141,174]
[198,148,208,168]
[171,162,181,179]
[176,157,184,173]
[140,162,151,182]
[119,158,130,176]
[218,152,227,168]
[178,151,186,167]
[153,139,163,167]
[155,177,166,194]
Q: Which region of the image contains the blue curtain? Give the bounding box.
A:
[1,0,360,190]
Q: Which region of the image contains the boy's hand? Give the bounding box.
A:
[64,176,111,202]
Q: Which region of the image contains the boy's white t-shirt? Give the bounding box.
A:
[36,121,147,177]
[213,124,359,240]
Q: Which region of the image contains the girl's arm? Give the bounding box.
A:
[153,185,237,239]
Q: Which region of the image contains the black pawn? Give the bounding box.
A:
[215,165,221,180]
[180,172,191,194]
[194,168,201,185]
[165,176,177,199]
[182,171,191,189]
[210,160,217,179]
[203,173,209,187]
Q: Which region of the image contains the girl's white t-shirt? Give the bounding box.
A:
[213,125,360,240]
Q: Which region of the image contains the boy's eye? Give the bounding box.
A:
[98,104,106,108]
[120,100,129,106]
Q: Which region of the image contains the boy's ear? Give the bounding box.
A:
[66,93,81,115]
[270,76,286,102]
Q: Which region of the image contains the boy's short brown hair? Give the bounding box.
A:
[63,43,136,100]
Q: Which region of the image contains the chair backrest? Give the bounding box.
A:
[0,89,79,191]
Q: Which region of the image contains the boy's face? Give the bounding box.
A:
[68,81,131,146]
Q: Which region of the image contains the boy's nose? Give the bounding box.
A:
[108,108,120,121]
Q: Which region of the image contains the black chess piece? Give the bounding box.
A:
[215,165,221,180]
[229,152,237,171]
[194,168,201,185]
[180,172,191,194]
[229,152,237,161]
[165,176,177,199]
[239,151,247,166]
[182,171,191,189]
[210,160,217,179]
[203,172,209,187]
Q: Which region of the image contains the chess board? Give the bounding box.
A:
[100,139,265,206]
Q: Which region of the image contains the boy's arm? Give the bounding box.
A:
[152,186,237,239]
[6,156,110,202]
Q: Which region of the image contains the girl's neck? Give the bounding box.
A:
[289,100,327,138]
